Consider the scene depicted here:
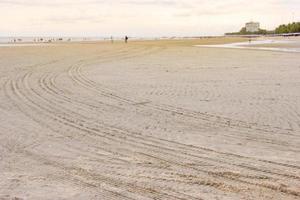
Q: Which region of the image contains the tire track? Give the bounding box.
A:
[3,44,300,199]
[5,70,300,198]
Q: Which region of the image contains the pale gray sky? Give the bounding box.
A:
[0,0,299,37]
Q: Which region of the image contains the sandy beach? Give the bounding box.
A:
[0,37,300,200]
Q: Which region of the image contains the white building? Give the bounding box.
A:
[245,22,260,32]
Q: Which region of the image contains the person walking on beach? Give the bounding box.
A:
[125,36,128,43]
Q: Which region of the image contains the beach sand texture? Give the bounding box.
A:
[0,37,300,200]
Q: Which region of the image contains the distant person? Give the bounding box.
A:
[125,36,128,43]
[111,36,114,43]
[249,38,252,43]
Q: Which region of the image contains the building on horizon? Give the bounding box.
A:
[245,21,260,32]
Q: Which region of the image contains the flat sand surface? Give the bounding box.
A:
[0,37,300,200]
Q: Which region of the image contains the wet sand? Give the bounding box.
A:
[197,37,300,52]
[0,37,300,200]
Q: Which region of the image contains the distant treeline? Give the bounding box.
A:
[225,28,271,35]
[226,22,300,35]
[275,22,300,34]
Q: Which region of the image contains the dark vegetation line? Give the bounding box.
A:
[226,22,300,35]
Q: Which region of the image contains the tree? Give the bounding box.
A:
[239,27,247,34]
[275,22,300,34]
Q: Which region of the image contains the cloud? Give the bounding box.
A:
[0,0,109,7]
[0,0,298,36]
[45,16,106,24]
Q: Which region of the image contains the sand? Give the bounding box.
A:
[0,37,300,200]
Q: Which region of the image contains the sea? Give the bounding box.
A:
[0,37,110,43]
[196,39,300,53]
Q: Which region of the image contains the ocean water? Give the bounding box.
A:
[196,39,300,53]
[0,37,109,44]
[0,36,157,47]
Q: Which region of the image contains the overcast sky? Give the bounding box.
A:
[0,0,299,37]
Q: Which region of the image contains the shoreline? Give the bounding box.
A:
[195,37,300,53]
[3,36,299,54]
